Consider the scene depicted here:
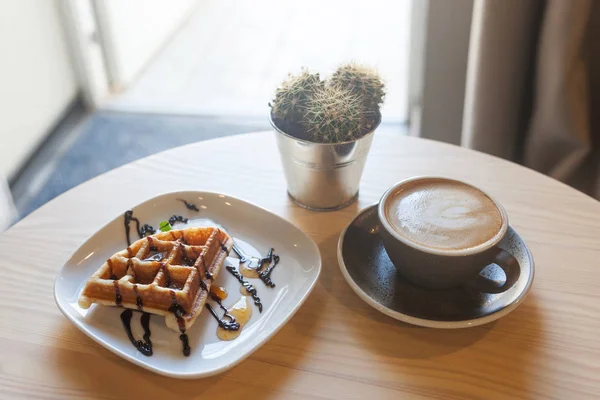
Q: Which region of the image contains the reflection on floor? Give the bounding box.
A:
[12,111,269,218]
[106,0,410,121]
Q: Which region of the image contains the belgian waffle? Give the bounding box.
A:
[78,226,233,332]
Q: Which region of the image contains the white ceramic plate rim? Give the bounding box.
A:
[54,191,322,378]
[337,204,535,329]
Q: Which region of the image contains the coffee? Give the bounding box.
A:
[384,178,503,252]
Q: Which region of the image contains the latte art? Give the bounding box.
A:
[384,179,503,251]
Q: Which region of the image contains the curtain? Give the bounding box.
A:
[462,0,600,198]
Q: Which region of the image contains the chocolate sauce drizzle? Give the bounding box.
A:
[225,265,263,313]
[257,249,278,288]
[200,256,213,280]
[205,302,240,331]
[219,242,229,254]
[168,290,191,356]
[140,224,156,237]
[232,245,279,288]
[177,199,200,212]
[123,211,138,246]
[179,334,190,355]
[124,210,155,246]
[169,215,189,225]
[259,254,280,288]
[133,284,143,310]
[120,310,153,356]
[107,259,115,280]
[113,281,123,307]
[211,294,231,314]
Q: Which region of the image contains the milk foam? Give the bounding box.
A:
[385,179,503,251]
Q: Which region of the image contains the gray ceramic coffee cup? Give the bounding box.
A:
[377,177,520,292]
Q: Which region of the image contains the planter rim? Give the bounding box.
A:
[269,110,382,146]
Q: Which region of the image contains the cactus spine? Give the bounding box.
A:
[304,85,363,143]
[270,63,384,143]
[330,62,385,111]
[269,69,323,124]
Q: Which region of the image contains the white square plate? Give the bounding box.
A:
[54,191,321,378]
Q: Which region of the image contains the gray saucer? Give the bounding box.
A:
[337,205,535,328]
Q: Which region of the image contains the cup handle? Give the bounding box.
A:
[472,247,521,294]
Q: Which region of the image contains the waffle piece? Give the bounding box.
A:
[78,226,233,332]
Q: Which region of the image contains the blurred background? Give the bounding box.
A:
[2,0,599,229]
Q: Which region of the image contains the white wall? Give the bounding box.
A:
[94,0,196,90]
[0,0,78,179]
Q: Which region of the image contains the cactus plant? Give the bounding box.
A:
[304,85,363,143]
[330,62,385,111]
[269,63,384,143]
[269,69,323,128]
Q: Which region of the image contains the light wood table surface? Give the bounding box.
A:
[1,131,600,399]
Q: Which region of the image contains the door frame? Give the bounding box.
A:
[59,0,111,109]
[408,0,474,144]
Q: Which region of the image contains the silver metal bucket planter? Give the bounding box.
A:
[271,114,380,211]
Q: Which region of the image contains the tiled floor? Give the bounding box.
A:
[106,0,410,122]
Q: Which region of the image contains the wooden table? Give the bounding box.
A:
[1,132,599,399]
